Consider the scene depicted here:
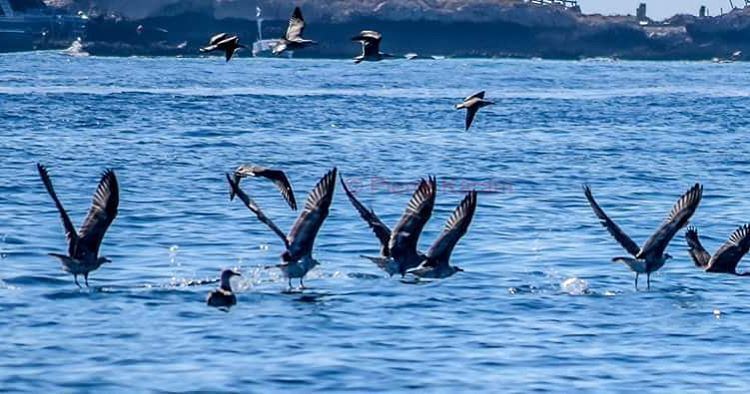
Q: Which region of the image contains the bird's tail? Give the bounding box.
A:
[360,255,389,269]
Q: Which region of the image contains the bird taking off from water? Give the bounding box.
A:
[206,269,241,309]
[38,163,119,288]
[455,91,494,131]
[686,224,750,276]
[200,33,246,62]
[231,165,297,210]
[341,175,436,277]
[407,191,478,279]
[272,7,317,55]
[352,30,395,63]
[584,183,703,290]
[227,168,336,290]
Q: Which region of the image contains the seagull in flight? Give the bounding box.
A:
[584,183,703,290]
[38,163,119,288]
[455,91,494,131]
[352,30,395,63]
[227,168,336,289]
[231,165,297,210]
[206,269,241,309]
[272,7,317,55]
[200,32,246,62]
[686,224,750,276]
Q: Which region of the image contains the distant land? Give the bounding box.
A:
[3,0,750,60]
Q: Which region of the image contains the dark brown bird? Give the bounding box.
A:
[227,168,336,289]
[206,269,241,308]
[686,224,750,276]
[341,175,438,276]
[200,33,246,62]
[38,163,119,288]
[584,183,703,290]
[231,165,297,210]
[352,30,395,63]
[455,91,494,131]
[272,7,317,55]
[407,191,478,279]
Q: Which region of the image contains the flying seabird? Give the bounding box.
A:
[455,91,494,131]
[341,175,437,276]
[272,7,317,55]
[227,168,337,289]
[206,269,241,308]
[231,165,297,210]
[200,33,246,62]
[407,191,477,279]
[38,163,119,288]
[584,183,703,290]
[352,30,395,63]
[686,224,750,276]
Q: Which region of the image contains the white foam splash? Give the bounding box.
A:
[61,38,89,57]
[561,277,589,295]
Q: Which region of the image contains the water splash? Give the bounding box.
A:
[61,38,89,57]
[560,277,590,295]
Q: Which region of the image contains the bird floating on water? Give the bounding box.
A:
[584,183,703,290]
[38,163,119,288]
[407,190,477,279]
[686,224,750,276]
[206,269,241,308]
[455,91,494,131]
[272,7,317,55]
[341,175,436,276]
[200,33,246,62]
[352,30,395,63]
[231,165,297,210]
[227,168,337,290]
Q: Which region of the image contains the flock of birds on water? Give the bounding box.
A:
[23,6,750,310]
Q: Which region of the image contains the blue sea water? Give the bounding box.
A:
[1,52,750,392]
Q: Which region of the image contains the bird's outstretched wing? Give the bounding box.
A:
[423,191,478,268]
[226,173,289,248]
[208,32,229,46]
[685,226,711,268]
[638,183,702,259]
[464,104,479,131]
[389,176,437,260]
[340,175,391,256]
[286,168,337,259]
[464,91,485,102]
[78,169,119,256]
[37,163,78,256]
[352,30,382,56]
[583,185,641,257]
[707,224,750,274]
[285,7,305,40]
[233,166,297,210]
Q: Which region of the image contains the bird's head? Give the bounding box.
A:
[220,269,241,289]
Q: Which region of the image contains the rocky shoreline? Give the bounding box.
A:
[5,1,750,60]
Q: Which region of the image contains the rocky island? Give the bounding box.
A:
[3,0,750,60]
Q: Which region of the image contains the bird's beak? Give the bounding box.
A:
[456,267,464,272]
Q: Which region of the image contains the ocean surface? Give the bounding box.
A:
[1,52,750,392]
